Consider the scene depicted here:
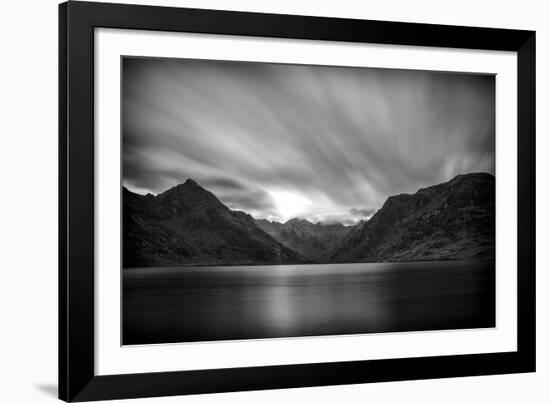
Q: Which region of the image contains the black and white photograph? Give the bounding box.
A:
[122,57,496,345]
[0,0,543,401]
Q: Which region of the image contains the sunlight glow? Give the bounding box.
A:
[269,190,312,222]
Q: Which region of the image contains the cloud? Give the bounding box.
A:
[122,57,495,224]
[210,183,280,220]
[349,207,377,218]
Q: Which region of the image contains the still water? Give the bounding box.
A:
[123,260,495,345]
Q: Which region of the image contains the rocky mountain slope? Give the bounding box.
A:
[123,179,307,267]
[330,173,495,262]
[256,218,352,262]
[123,173,495,267]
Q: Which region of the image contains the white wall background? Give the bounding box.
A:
[0,0,547,402]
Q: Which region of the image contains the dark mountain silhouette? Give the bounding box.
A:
[123,173,495,267]
[256,218,351,262]
[123,179,307,267]
[330,173,495,262]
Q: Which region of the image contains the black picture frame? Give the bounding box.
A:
[59,1,536,401]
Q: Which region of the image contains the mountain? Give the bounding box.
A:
[330,173,495,262]
[256,218,352,262]
[124,173,495,267]
[123,179,307,267]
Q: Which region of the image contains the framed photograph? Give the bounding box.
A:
[59,1,535,401]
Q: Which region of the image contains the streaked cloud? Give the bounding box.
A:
[123,57,495,224]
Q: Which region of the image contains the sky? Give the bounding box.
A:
[122,57,495,225]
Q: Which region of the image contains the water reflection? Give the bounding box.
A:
[123,261,495,345]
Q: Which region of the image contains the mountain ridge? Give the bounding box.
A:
[123,172,495,267]
[123,180,309,267]
[256,217,351,262]
[330,172,495,262]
